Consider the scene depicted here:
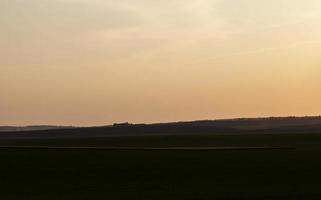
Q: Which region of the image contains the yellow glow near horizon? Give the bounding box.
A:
[1,0,321,125]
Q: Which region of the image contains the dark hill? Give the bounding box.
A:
[1,116,321,139]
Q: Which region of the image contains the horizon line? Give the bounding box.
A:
[1,115,321,128]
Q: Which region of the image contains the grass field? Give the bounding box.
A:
[0,133,321,200]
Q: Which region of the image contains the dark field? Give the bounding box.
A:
[1,133,321,200]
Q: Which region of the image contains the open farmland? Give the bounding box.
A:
[0,132,321,200]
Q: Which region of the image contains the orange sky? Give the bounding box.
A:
[1,0,321,126]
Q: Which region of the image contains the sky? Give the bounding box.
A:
[1,0,321,126]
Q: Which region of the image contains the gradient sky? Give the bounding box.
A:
[1,0,321,126]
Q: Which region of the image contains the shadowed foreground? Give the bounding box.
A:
[0,133,321,200]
